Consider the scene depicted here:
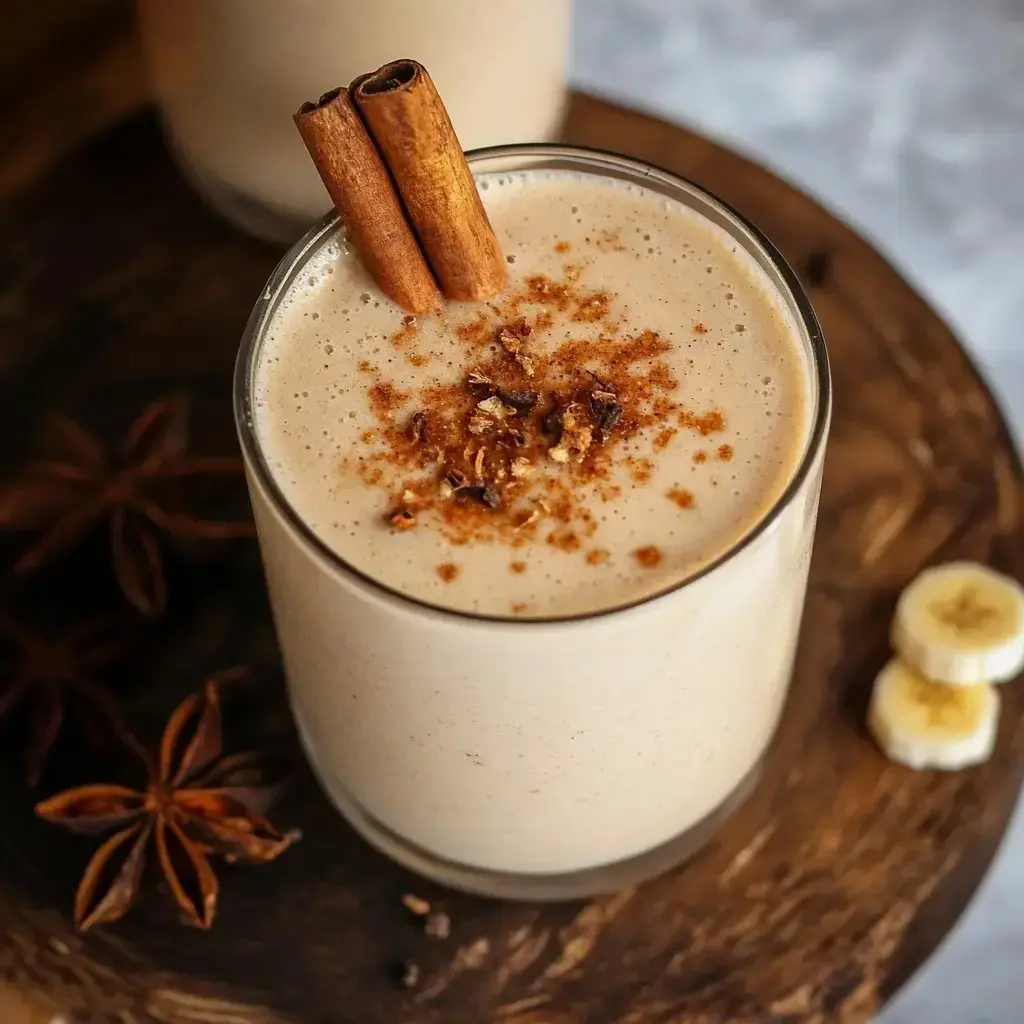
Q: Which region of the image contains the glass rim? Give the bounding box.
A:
[233,142,831,626]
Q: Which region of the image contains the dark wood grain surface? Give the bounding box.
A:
[0,8,1022,1024]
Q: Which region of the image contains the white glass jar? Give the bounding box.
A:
[138,0,572,241]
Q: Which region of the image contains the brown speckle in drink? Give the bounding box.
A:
[667,486,695,509]
[626,457,653,484]
[547,529,581,552]
[525,274,572,310]
[369,381,410,420]
[654,427,677,450]
[634,545,662,568]
[456,314,490,346]
[717,444,734,461]
[511,602,529,614]
[679,409,725,436]
[554,241,571,254]
[572,291,611,323]
[436,562,460,583]
[510,561,527,574]
[693,450,708,464]
[391,315,420,348]
[693,322,708,334]
[586,548,610,566]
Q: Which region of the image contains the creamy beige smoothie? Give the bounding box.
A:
[139,0,570,239]
[238,151,828,889]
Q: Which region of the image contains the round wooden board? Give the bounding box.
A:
[0,95,1021,1024]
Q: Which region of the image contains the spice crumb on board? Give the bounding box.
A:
[399,961,421,989]
[424,911,452,939]
[401,893,431,916]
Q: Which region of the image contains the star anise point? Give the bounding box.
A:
[36,676,297,931]
[0,396,255,615]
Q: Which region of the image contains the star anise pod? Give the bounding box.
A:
[0,395,255,616]
[35,672,298,932]
[0,613,132,786]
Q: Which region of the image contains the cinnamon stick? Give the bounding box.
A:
[294,87,440,315]
[352,60,507,302]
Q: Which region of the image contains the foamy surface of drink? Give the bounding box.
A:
[253,170,811,617]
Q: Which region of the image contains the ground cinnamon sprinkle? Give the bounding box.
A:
[693,450,708,464]
[456,315,490,346]
[571,291,611,323]
[678,409,725,436]
[666,486,695,509]
[510,602,530,614]
[626,457,653,484]
[436,562,460,582]
[547,529,581,552]
[554,241,571,254]
[717,444,734,461]
[693,322,708,334]
[654,427,677,450]
[342,262,722,557]
[369,380,410,420]
[634,545,662,568]
[390,315,420,349]
[509,561,527,574]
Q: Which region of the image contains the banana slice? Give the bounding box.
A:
[868,658,999,770]
[892,561,1024,686]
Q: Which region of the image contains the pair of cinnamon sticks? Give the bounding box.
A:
[294,60,506,315]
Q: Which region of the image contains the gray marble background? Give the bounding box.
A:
[571,1,1023,1021]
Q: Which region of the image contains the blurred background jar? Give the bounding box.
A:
[138,0,572,242]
